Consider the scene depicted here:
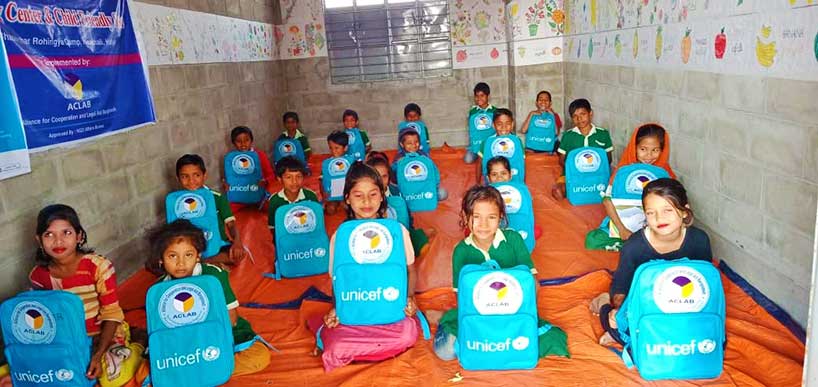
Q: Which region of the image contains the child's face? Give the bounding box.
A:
[474,91,489,108]
[487,164,511,183]
[233,133,253,152]
[343,116,358,129]
[284,117,299,132]
[494,114,514,136]
[536,93,552,111]
[405,111,421,122]
[643,193,686,237]
[279,169,304,195]
[346,177,382,219]
[636,136,662,165]
[571,108,593,130]
[373,165,390,191]
[161,238,200,279]
[401,134,421,153]
[328,141,348,157]
[468,200,501,244]
[177,164,207,191]
[38,220,81,263]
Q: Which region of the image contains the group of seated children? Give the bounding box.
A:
[10,79,716,384]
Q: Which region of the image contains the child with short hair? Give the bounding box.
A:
[464,82,496,164]
[341,109,371,161]
[485,156,542,243]
[520,90,563,152]
[590,178,712,345]
[175,154,246,265]
[268,156,320,243]
[394,129,448,202]
[479,108,525,182]
[278,111,312,158]
[552,98,613,200]
[400,103,431,154]
[321,131,355,215]
[146,219,271,377]
[29,204,143,385]
[224,126,274,207]
[586,123,676,251]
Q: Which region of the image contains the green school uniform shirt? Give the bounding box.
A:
[210,189,234,243]
[556,125,614,155]
[277,129,312,154]
[267,188,320,230]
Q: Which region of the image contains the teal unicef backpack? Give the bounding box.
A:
[272,201,329,280]
[1,290,94,386]
[617,259,725,380]
[146,276,234,386]
[456,260,539,370]
[564,147,610,206]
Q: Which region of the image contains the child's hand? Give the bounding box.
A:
[404,297,417,317]
[229,241,246,263]
[620,229,633,241]
[86,351,104,379]
[323,308,339,328]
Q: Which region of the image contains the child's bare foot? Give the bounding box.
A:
[589,292,610,315]
[599,332,617,346]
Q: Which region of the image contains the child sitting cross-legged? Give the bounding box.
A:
[268,156,320,244]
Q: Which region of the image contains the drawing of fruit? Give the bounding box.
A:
[588,37,594,58]
[814,30,818,62]
[456,49,467,62]
[681,28,692,63]
[614,34,622,57]
[590,0,597,27]
[518,46,526,57]
[655,26,662,60]
[755,25,777,68]
[715,27,727,59]
[552,46,562,55]
[633,30,639,58]
[490,47,500,59]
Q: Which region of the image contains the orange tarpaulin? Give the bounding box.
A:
[118,147,804,386]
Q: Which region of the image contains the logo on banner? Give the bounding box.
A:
[625,169,658,195]
[11,302,56,344]
[574,150,601,173]
[63,73,84,101]
[284,206,317,233]
[349,222,393,264]
[473,113,492,130]
[329,158,351,176]
[158,284,210,327]
[491,138,515,158]
[497,185,522,213]
[472,272,524,315]
[403,161,428,181]
[231,154,256,175]
[653,266,710,313]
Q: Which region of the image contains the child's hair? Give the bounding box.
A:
[642,178,694,226]
[493,108,513,123]
[146,219,206,276]
[404,103,421,117]
[568,98,592,116]
[230,126,253,143]
[635,123,666,149]
[342,109,359,122]
[35,204,93,266]
[327,130,349,147]
[365,151,392,184]
[176,154,206,176]
[398,128,421,144]
[473,82,490,95]
[283,111,299,123]
[486,156,511,173]
[343,161,388,220]
[536,90,552,100]
[459,185,507,230]
[275,156,306,177]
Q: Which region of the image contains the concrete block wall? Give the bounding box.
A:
[563,62,818,325]
[0,0,286,298]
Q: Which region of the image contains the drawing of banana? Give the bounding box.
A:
[755,25,777,68]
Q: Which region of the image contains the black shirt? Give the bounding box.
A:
[610,226,712,296]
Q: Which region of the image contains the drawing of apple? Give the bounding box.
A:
[456,50,467,62]
[715,27,726,59]
[490,47,500,59]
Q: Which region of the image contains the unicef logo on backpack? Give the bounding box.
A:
[348,222,393,264]
[472,272,524,315]
[284,206,317,234]
[473,113,492,131]
[174,194,207,220]
[574,150,601,173]
[403,161,428,182]
[652,266,711,313]
[329,158,351,177]
[534,116,553,128]
[625,169,658,195]
[490,138,516,158]
[497,185,522,214]
[158,284,210,328]
[230,154,256,175]
[10,301,57,344]
[278,142,297,156]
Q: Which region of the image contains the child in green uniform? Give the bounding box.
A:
[268,156,320,244]
[278,112,312,158]
[464,82,496,164]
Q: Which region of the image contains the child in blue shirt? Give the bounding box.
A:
[341,109,371,161]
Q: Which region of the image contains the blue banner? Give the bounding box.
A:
[0,0,155,150]
[0,37,30,180]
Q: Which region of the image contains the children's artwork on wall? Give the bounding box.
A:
[277,23,328,59]
[450,0,508,69]
[453,44,509,69]
[132,3,277,65]
[511,37,564,66]
[506,0,565,66]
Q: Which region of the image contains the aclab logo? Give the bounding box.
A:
[490,137,515,158]
[645,339,717,356]
[472,272,524,315]
[155,346,221,371]
[653,266,711,313]
[329,157,351,177]
[231,154,256,175]
[174,194,207,219]
[466,336,530,352]
[339,286,401,302]
[278,141,297,156]
[283,206,317,234]
[624,169,658,195]
[158,284,210,327]
[497,184,522,213]
[403,161,428,182]
[349,222,393,264]
[473,113,492,130]
[11,301,56,345]
[574,150,601,173]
